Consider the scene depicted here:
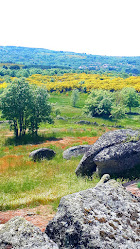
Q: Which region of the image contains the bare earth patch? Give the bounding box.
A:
[123,179,140,197]
[0,205,55,232]
[28,136,99,150]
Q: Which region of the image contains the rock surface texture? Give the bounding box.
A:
[45,180,140,249]
[75,129,140,177]
[0,216,58,249]
[63,145,91,159]
[29,148,56,161]
[95,140,140,176]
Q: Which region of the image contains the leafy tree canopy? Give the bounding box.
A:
[121,87,139,112]
[84,89,114,117]
[0,78,52,137]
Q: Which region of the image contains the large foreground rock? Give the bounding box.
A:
[45,180,140,249]
[63,145,91,159]
[95,140,140,175]
[0,216,58,249]
[29,148,56,161]
[75,129,140,177]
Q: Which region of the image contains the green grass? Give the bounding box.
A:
[137,182,140,188]
[0,121,100,211]
[0,144,100,210]
[49,92,140,128]
[0,92,139,211]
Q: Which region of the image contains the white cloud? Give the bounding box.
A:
[0,0,139,56]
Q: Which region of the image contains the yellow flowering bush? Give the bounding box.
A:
[0,73,140,92]
[27,73,140,92]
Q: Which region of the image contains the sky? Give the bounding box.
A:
[0,0,140,56]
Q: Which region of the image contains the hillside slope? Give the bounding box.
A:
[0,46,140,74]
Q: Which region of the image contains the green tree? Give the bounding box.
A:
[110,105,126,125]
[0,78,31,137]
[0,78,52,137]
[84,89,114,117]
[121,87,139,113]
[71,89,79,107]
[29,87,52,136]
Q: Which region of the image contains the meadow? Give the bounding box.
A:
[0,92,140,211]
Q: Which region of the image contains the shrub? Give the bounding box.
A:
[71,89,79,107]
[84,89,114,117]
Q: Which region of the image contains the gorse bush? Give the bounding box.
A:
[26,73,140,92]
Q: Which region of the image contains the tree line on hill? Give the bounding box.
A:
[0,64,133,80]
[0,46,140,75]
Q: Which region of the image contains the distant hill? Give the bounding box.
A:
[0,46,140,75]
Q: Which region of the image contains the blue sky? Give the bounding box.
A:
[0,0,139,56]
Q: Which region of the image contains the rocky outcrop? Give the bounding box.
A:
[95,140,140,176]
[63,145,91,159]
[45,180,140,249]
[75,129,140,177]
[0,216,58,249]
[29,148,56,161]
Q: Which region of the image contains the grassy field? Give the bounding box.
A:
[0,92,140,211]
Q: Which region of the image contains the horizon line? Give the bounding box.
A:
[0,44,139,58]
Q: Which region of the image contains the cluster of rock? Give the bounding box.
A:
[63,129,140,177]
[4,128,139,248]
[1,178,140,248]
[75,120,123,128]
[75,120,98,125]
[28,129,140,178]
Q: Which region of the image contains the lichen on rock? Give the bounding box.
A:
[0,216,58,249]
[46,180,140,249]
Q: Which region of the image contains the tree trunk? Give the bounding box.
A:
[14,120,18,138]
[19,115,23,136]
[35,120,38,136]
[15,128,18,138]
